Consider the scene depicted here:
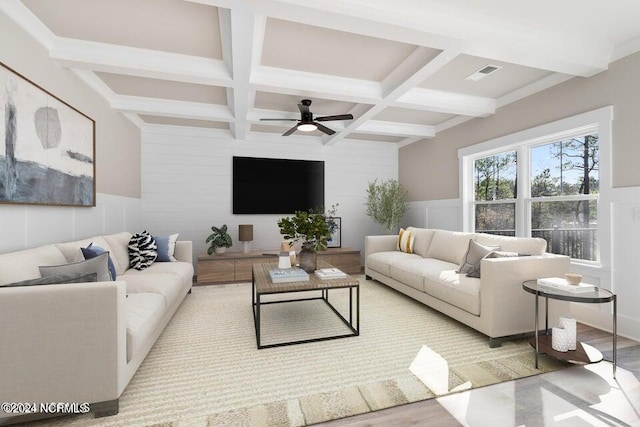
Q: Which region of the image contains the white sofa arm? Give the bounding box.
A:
[365,235,398,257]
[0,281,127,416]
[174,241,193,264]
[480,254,570,339]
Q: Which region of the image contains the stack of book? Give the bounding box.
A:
[314,268,347,280]
[269,268,309,283]
[536,277,596,293]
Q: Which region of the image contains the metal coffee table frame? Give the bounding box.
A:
[522,280,617,378]
[252,262,360,349]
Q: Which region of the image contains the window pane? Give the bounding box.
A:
[531,200,597,261]
[474,151,517,201]
[530,134,599,197]
[475,203,515,236]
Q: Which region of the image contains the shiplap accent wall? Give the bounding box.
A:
[141,127,398,268]
[0,193,142,254]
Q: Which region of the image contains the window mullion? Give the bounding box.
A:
[516,146,528,237]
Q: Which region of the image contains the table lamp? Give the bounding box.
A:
[238,224,253,254]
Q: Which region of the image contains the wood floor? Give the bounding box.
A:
[318,324,640,426]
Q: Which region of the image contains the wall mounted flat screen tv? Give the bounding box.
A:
[233,156,325,214]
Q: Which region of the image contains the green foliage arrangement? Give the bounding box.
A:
[365,178,408,234]
[277,208,331,251]
[206,224,233,254]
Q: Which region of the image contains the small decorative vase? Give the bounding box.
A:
[298,242,317,273]
[552,327,569,352]
[214,247,226,254]
[559,317,577,350]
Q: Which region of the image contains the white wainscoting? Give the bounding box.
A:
[0,193,142,253]
[141,127,398,269]
[404,199,461,230]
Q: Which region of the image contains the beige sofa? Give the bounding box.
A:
[0,232,193,423]
[365,228,570,347]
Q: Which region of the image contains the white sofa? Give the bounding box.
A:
[365,228,570,347]
[0,232,193,423]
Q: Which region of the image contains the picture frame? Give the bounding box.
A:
[0,61,96,207]
[327,217,341,248]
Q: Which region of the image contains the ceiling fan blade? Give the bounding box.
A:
[298,103,310,115]
[314,122,336,135]
[259,118,298,121]
[282,125,298,136]
[315,114,354,122]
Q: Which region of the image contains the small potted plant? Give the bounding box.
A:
[206,224,233,255]
[277,208,331,273]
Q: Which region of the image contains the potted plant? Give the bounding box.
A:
[206,224,233,255]
[277,208,331,273]
[365,178,408,233]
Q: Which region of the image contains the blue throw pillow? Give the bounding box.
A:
[153,233,179,262]
[81,243,117,280]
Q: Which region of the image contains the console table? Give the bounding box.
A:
[197,247,361,284]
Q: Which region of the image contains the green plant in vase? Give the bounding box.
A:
[206,224,233,255]
[365,178,408,233]
[277,208,331,272]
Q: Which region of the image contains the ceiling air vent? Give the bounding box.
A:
[465,64,502,82]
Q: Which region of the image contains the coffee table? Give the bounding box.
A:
[252,262,360,349]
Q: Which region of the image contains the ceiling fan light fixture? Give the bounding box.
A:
[297,123,317,132]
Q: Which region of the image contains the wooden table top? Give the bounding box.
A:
[253,262,359,294]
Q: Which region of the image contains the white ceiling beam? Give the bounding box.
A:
[394,87,495,117]
[50,38,233,87]
[0,0,56,50]
[252,66,382,104]
[356,120,434,138]
[324,49,460,145]
[111,96,234,122]
[184,0,235,9]
[250,0,608,77]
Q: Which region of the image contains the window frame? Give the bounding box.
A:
[460,107,612,269]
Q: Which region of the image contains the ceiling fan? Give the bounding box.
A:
[259,99,354,136]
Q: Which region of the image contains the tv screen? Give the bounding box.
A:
[233,156,325,214]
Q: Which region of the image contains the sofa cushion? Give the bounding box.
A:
[125,293,165,362]
[122,273,185,308]
[154,233,179,262]
[103,232,134,276]
[426,230,477,265]
[474,233,546,255]
[122,261,194,288]
[457,240,499,275]
[2,272,97,288]
[39,252,112,282]
[81,243,116,280]
[0,244,67,286]
[407,227,436,258]
[128,231,157,271]
[55,237,112,263]
[389,259,430,292]
[424,271,481,316]
[367,251,422,277]
[397,228,415,253]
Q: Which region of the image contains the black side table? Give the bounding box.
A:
[522,280,617,378]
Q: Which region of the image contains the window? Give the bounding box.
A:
[460,107,611,265]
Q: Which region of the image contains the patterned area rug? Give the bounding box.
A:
[36,277,568,426]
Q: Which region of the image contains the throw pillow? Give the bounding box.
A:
[128,230,157,270]
[456,240,499,275]
[465,251,526,278]
[39,252,111,282]
[154,233,179,262]
[81,243,117,280]
[3,273,98,288]
[397,228,415,254]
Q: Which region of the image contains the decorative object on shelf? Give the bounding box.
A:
[551,327,570,352]
[327,217,341,248]
[277,208,331,273]
[238,224,254,254]
[365,178,408,233]
[206,224,233,255]
[281,241,296,267]
[315,268,347,280]
[278,251,292,269]
[565,273,582,285]
[559,316,577,350]
[1,61,95,207]
[536,277,596,293]
[268,267,309,283]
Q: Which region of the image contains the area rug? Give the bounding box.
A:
[37,277,568,426]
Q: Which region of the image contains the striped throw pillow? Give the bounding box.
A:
[397,228,415,254]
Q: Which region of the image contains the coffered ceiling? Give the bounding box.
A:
[4,0,640,146]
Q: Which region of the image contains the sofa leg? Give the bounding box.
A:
[489,337,503,348]
[365,275,371,280]
[93,399,119,418]
[188,287,192,294]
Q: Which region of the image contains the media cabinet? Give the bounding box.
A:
[196,247,361,284]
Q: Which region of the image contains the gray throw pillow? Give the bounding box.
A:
[39,252,111,282]
[456,240,499,275]
[466,251,528,278]
[3,273,98,288]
